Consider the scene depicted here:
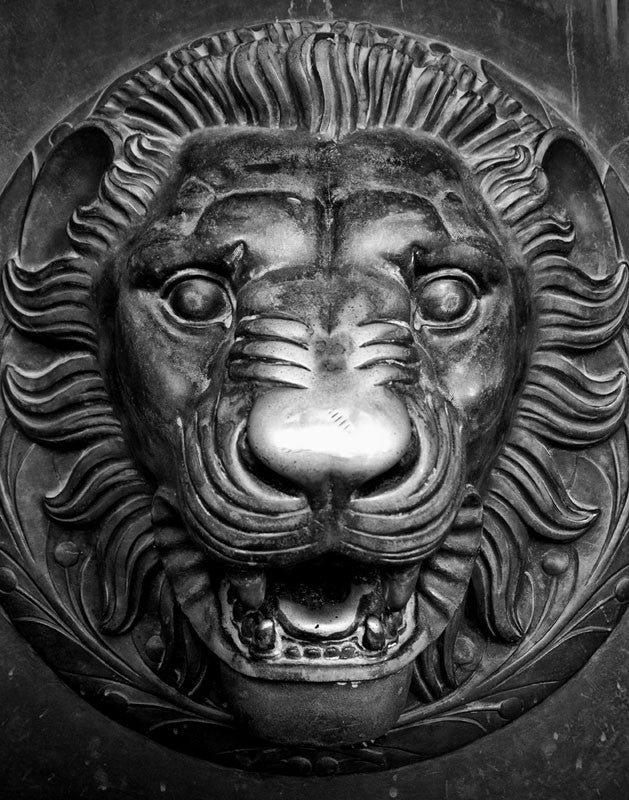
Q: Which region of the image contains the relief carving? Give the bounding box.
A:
[1,19,629,774]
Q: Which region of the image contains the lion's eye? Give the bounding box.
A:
[414,272,478,329]
[164,275,233,326]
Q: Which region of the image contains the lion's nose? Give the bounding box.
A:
[246,388,413,498]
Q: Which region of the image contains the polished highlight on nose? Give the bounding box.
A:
[247,390,412,495]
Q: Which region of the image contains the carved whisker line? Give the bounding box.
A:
[230,330,314,385]
[353,342,418,383]
[236,319,312,343]
[228,363,311,390]
[356,357,417,371]
[358,335,414,348]
[357,318,413,330]
[238,311,314,326]
[233,333,310,350]
[228,350,311,370]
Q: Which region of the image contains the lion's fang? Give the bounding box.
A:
[227,568,267,610]
[382,564,421,611]
[252,618,276,653]
[363,615,386,651]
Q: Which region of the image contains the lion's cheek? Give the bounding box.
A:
[445,358,510,450]
[423,310,518,479]
[109,292,229,482]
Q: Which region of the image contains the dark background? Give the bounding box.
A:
[1,1,629,797]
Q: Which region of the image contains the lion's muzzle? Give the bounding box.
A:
[161,298,481,745]
[177,310,466,567]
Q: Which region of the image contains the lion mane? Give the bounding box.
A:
[2,20,628,701]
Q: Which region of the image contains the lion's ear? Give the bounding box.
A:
[20,126,115,269]
[535,129,619,274]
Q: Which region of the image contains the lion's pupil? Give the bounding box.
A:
[418,277,473,324]
[169,278,230,323]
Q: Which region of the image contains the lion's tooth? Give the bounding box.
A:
[363,615,386,651]
[384,610,402,640]
[253,618,276,653]
[241,612,258,640]
[382,564,420,611]
[227,568,266,610]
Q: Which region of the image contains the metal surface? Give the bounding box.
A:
[1,2,629,798]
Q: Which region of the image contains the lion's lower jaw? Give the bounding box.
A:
[219,660,413,746]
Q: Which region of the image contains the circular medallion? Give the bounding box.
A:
[1,19,629,775]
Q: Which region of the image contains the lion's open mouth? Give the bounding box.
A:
[217,558,419,669]
[156,472,483,684]
[154,480,483,743]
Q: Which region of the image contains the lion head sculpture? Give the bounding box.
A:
[2,20,628,748]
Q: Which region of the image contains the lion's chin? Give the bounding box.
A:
[219,660,413,746]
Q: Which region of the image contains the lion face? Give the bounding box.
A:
[97,126,524,741]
